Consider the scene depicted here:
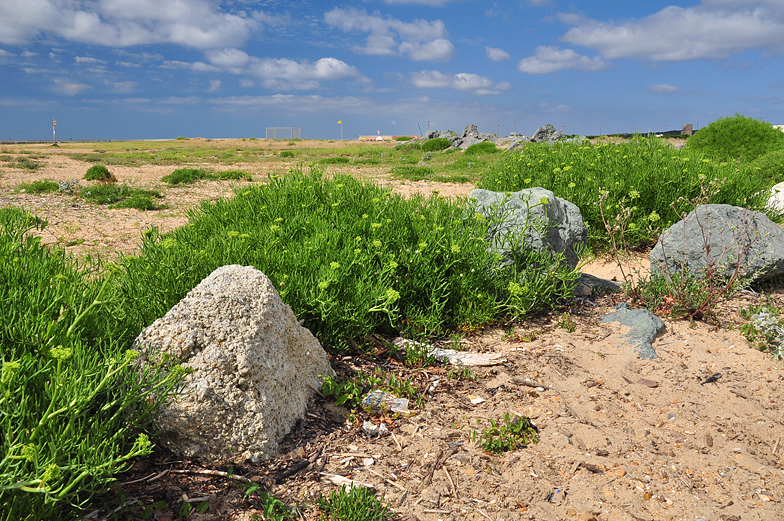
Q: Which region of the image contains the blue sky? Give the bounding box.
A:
[1,0,783,140]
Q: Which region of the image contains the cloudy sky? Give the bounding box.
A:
[1,0,783,140]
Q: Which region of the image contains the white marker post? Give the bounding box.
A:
[52,119,57,144]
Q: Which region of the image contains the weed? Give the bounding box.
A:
[749,149,784,188]
[395,136,413,141]
[473,413,538,454]
[421,138,451,152]
[280,150,295,158]
[321,368,423,411]
[740,303,784,359]
[85,164,116,182]
[392,165,433,180]
[687,114,784,164]
[175,136,189,140]
[317,485,394,521]
[17,180,59,193]
[287,141,296,146]
[109,192,164,211]
[464,141,499,155]
[446,365,476,381]
[556,312,576,333]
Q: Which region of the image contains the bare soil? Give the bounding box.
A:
[1,141,782,521]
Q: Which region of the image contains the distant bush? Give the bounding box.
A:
[17,180,59,193]
[84,164,115,182]
[392,166,434,180]
[464,141,499,156]
[81,184,163,209]
[280,151,295,158]
[214,170,251,181]
[395,136,414,141]
[421,138,452,152]
[109,192,163,211]
[161,168,209,185]
[687,114,784,163]
[175,136,189,140]
[317,157,351,165]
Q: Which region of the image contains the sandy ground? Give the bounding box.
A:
[1,140,782,521]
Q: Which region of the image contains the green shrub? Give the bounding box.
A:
[317,157,351,165]
[421,138,451,152]
[84,164,115,182]
[161,168,209,185]
[687,114,784,163]
[280,151,295,158]
[175,136,188,140]
[112,167,578,350]
[479,138,776,248]
[464,141,499,156]
[0,209,183,520]
[748,149,784,188]
[17,180,59,193]
[14,159,40,171]
[395,136,413,141]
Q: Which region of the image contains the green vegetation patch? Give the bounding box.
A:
[479,137,776,248]
[421,137,452,152]
[81,184,164,210]
[84,164,115,182]
[474,413,539,454]
[17,180,59,194]
[0,209,184,520]
[464,141,499,155]
[161,168,251,184]
[317,156,352,165]
[279,150,295,158]
[317,485,394,521]
[687,114,784,164]
[112,167,578,350]
[748,148,784,188]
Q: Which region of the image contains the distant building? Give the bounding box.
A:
[681,124,694,136]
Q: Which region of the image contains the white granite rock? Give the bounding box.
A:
[133,265,333,463]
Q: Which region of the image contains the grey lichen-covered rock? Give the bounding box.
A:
[461,124,479,138]
[574,273,622,297]
[650,204,784,282]
[600,303,664,359]
[531,124,565,143]
[469,187,587,270]
[133,265,334,463]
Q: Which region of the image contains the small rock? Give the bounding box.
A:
[612,467,627,477]
[578,510,597,521]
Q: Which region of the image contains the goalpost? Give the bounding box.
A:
[266,127,301,140]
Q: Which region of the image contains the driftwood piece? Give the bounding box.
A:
[393,338,506,366]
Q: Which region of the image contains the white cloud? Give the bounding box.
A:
[21,51,37,57]
[0,0,261,49]
[0,49,12,56]
[324,7,454,62]
[518,46,608,74]
[411,70,511,94]
[560,1,784,62]
[52,78,90,95]
[649,83,681,94]
[75,56,104,64]
[239,79,255,88]
[200,50,370,90]
[117,61,140,67]
[383,0,455,4]
[208,79,221,92]
[113,81,134,92]
[485,46,510,61]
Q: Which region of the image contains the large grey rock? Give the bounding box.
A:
[469,188,587,270]
[438,130,455,139]
[650,204,784,282]
[600,303,664,359]
[133,265,333,463]
[531,124,562,143]
[461,124,479,138]
[424,130,439,140]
